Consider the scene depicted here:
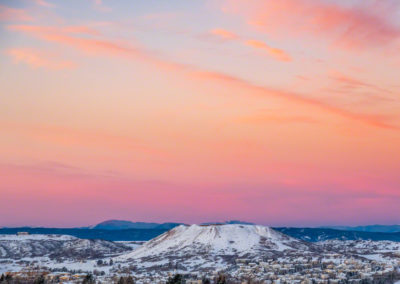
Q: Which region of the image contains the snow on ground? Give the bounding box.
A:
[115,241,145,250]
[41,258,111,273]
[0,234,76,241]
[0,262,23,274]
[362,254,388,262]
[320,239,400,266]
[0,234,132,260]
[0,257,113,274]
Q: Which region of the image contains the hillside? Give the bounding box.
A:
[0,234,131,259]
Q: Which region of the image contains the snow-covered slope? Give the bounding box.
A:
[0,234,76,241]
[116,224,313,272]
[321,239,400,253]
[0,234,131,259]
[320,239,400,265]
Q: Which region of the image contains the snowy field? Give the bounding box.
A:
[0,234,76,241]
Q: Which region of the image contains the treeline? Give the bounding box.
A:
[0,271,398,284]
[165,271,400,284]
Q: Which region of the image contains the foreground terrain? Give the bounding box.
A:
[0,225,399,283]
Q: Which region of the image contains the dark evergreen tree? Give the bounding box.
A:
[82,273,95,284]
[4,274,12,282]
[125,276,135,284]
[166,274,184,284]
[117,276,125,284]
[215,273,227,284]
[33,274,45,284]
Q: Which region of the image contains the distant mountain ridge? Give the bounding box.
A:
[91,220,184,230]
[0,227,167,241]
[91,219,253,230]
[1,223,400,242]
[320,224,400,233]
[275,227,400,242]
[91,221,400,233]
[200,220,255,225]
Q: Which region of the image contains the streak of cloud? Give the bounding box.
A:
[6,48,76,70]
[8,24,398,130]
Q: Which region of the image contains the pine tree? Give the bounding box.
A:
[33,275,45,284]
[82,274,95,284]
[215,273,227,284]
[166,274,184,284]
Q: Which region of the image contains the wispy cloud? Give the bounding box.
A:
[0,121,157,153]
[222,0,400,50]
[8,25,134,56]
[0,5,33,22]
[238,113,317,124]
[330,71,392,94]
[210,28,239,41]
[208,28,291,62]
[6,48,76,70]
[92,0,111,12]
[35,0,55,8]
[8,24,398,130]
[245,39,292,62]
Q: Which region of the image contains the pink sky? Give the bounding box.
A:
[0,0,399,227]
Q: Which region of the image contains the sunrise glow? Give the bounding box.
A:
[1,0,399,227]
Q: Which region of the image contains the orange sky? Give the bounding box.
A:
[0,0,399,227]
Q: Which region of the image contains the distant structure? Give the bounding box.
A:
[17,232,29,236]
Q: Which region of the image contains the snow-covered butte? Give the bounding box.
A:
[116,224,314,271]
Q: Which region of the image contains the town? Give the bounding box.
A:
[1,249,399,283]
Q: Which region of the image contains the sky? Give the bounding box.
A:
[0,0,400,227]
